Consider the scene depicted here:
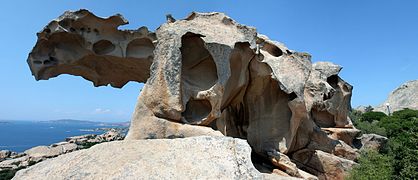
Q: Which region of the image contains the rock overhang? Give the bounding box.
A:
[28,9,156,88]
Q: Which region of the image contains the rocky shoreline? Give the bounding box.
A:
[0,129,125,179]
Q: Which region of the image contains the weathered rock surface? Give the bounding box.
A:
[24,143,77,159]
[14,136,264,180]
[28,10,156,88]
[375,79,418,113]
[0,150,11,161]
[354,133,388,152]
[322,127,361,146]
[292,149,357,180]
[0,156,29,170]
[27,10,363,179]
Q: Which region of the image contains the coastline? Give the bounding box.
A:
[0,128,127,179]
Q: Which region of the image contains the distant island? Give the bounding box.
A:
[39,119,130,127]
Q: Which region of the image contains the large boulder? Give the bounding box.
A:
[374,80,418,113]
[14,136,266,180]
[292,149,357,180]
[24,143,77,159]
[322,127,361,146]
[0,156,29,169]
[355,133,388,152]
[0,150,11,161]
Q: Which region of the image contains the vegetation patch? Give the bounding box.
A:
[348,108,418,179]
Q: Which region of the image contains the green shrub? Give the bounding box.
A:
[360,111,387,123]
[349,110,363,126]
[0,166,25,180]
[355,120,386,136]
[379,108,417,138]
[349,108,418,179]
[346,149,394,180]
[379,109,418,179]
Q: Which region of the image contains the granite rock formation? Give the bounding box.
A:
[354,133,388,152]
[374,80,418,114]
[28,10,156,88]
[26,10,364,179]
[13,136,266,180]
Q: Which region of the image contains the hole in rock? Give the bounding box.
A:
[326,75,339,89]
[343,84,349,92]
[43,60,51,65]
[181,99,212,124]
[58,19,71,28]
[93,40,115,55]
[180,32,218,90]
[126,38,154,59]
[263,43,283,57]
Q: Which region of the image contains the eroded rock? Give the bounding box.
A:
[355,133,388,152]
[24,143,77,159]
[28,10,156,88]
[292,149,357,180]
[322,127,361,146]
[27,10,362,179]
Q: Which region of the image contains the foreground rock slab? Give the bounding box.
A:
[14,136,267,180]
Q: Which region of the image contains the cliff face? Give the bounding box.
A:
[25,10,363,179]
[375,80,418,114]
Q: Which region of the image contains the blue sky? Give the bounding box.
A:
[0,0,417,122]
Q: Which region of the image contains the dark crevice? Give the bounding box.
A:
[326,75,339,89]
[289,92,298,101]
[251,150,276,173]
[263,43,283,57]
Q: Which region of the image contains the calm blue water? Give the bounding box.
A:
[0,121,113,152]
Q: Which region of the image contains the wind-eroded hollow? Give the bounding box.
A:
[182,99,212,124]
[93,40,115,55]
[263,42,283,57]
[126,38,154,59]
[180,32,218,123]
[180,32,218,90]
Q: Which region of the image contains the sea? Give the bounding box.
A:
[0,120,125,152]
